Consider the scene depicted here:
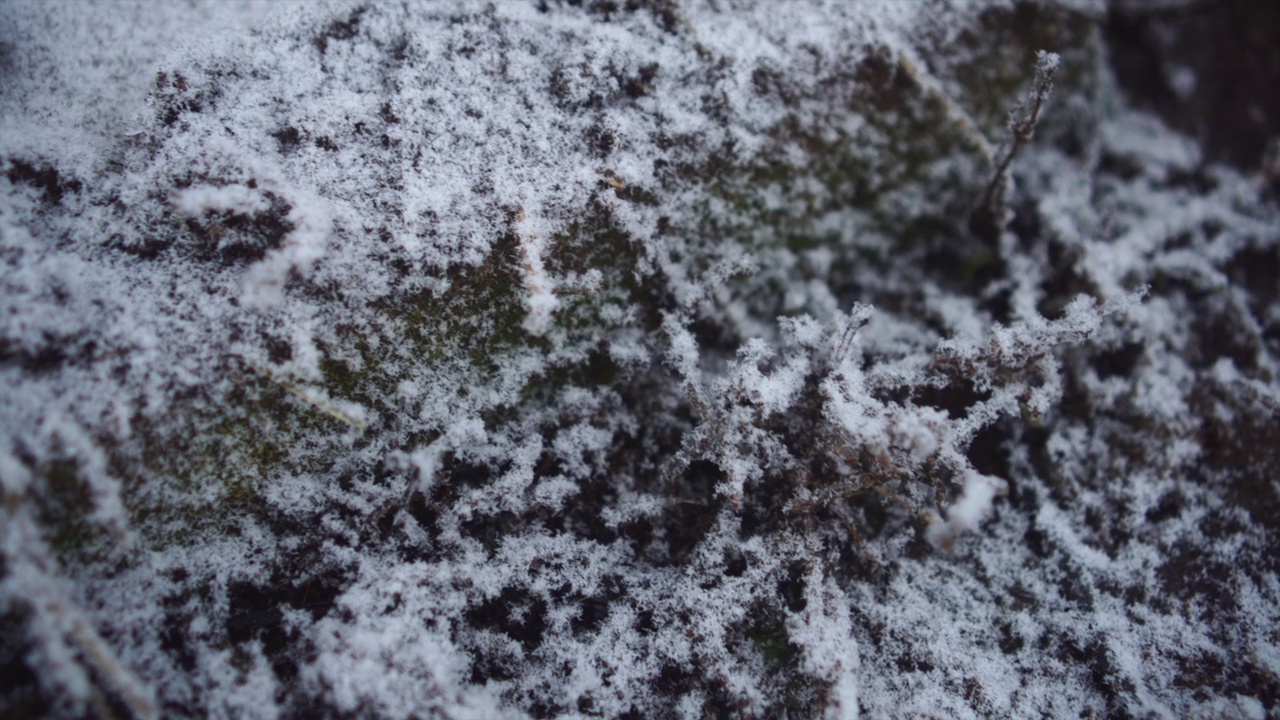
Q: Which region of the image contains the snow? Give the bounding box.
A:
[3,0,1279,718]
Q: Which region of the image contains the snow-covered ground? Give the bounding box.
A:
[2,1,1278,718]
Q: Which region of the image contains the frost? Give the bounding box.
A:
[513,207,561,336]
[3,0,1280,718]
[926,471,1005,548]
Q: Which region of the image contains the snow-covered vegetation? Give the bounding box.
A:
[2,1,1278,718]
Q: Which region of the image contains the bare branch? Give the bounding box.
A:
[970,50,1060,243]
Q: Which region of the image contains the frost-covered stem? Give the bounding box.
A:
[3,507,157,720]
[242,360,367,431]
[513,207,560,336]
[661,313,709,418]
[971,50,1059,242]
[828,305,871,368]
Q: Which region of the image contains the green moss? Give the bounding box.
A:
[941,3,1101,151]
[101,4,1107,562]
[696,52,984,265]
[747,614,791,666]
[119,367,360,550]
[957,246,1001,287]
[116,185,655,554]
[34,460,100,563]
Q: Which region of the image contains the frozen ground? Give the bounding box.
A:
[2,1,1278,718]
